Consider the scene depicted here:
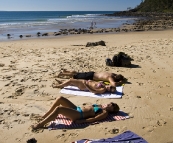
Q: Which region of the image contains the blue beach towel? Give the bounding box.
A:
[75,130,148,143]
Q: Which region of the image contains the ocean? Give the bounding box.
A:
[0,11,137,40]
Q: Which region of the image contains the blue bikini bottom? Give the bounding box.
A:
[76,106,83,119]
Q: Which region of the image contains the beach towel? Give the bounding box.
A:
[60,86,123,98]
[48,110,129,130]
[74,130,148,143]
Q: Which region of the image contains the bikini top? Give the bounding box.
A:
[96,82,104,88]
[92,104,102,114]
[87,80,104,88]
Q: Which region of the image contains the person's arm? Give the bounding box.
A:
[52,79,71,88]
[83,81,106,94]
[75,110,108,124]
[108,76,123,87]
[108,77,117,87]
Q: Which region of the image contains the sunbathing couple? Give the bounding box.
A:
[52,69,125,94]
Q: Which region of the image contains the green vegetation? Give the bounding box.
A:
[132,0,173,12]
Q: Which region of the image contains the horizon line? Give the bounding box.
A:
[0,10,122,12]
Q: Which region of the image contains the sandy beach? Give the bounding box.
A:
[0,29,173,143]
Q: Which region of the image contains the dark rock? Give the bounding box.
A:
[37,32,41,36]
[19,35,23,38]
[26,138,37,143]
[54,32,61,36]
[86,40,106,47]
[42,33,48,36]
[26,35,31,37]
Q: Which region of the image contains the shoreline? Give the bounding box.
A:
[1,12,173,42]
[1,25,173,43]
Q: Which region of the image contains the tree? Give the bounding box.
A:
[133,0,173,12]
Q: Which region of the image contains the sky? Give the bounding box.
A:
[0,0,142,11]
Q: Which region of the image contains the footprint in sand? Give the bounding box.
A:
[30,127,44,134]
[142,125,156,132]
[170,107,173,111]
[68,133,78,137]
[0,63,5,67]
[7,95,18,99]
[3,122,13,129]
[108,128,119,134]
[56,134,65,139]
[0,119,5,124]
[157,119,167,126]
[14,86,25,96]
[3,75,14,80]
[29,113,43,122]
[1,68,11,73]
[167,93,173,98]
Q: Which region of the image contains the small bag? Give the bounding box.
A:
[112,52,133,67]
[106,52,133,67]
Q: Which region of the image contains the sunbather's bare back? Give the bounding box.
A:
[93,72,124,87]
[93,72,115,81]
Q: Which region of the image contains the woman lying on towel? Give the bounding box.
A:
[31,96,119,130]
[52,78,116,94]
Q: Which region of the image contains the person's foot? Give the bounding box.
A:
[52,80,62,88]
[62,69,67,72]
[52,82,59,88]
[30,123,42,130]
[57,71,62,78]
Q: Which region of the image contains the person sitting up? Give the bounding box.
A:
[31,96,120,130]
[56,69,125,87]
[52,78,116,94]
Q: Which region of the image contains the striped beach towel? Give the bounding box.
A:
[48,110,129,130]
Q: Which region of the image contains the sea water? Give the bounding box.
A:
[0,11,137,41]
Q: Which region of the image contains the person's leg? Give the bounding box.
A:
[52,79,72,88]
[42,96,77,118]
[57,69,77,78]
[52,78,85,88]
[31,106,81,129]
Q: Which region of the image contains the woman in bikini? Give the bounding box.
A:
[31,96,119,130]
[52,78,116,94]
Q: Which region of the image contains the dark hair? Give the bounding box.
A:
[114,74,124,82]
[110,102,120,113]
[110,86,116,93]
